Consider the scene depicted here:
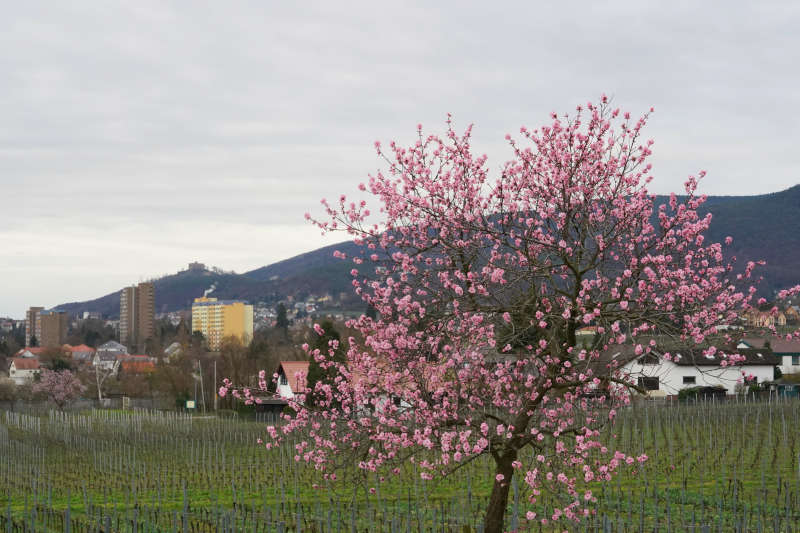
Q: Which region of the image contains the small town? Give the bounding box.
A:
[4,275,800,411]
[0,262,366,413]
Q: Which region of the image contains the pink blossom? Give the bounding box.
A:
[33,369,85,410]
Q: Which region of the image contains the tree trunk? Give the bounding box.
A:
[95,366,103,402]
[483,452,517,533]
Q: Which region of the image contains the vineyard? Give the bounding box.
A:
[2,399,800,532]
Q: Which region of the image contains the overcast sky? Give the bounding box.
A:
[1,1,799,318]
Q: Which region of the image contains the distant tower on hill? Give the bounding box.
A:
[120,282,155,353]
[188,262,206,272]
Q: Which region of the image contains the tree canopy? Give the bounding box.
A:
[275,303,289,333]
[224,97,788,532]
[304,319,346,407]
[33,369,85,410]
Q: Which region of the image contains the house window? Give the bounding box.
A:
[792,355,800,366]
[637,377,659,390]
[683,376,696,385]
[279,374,288,386]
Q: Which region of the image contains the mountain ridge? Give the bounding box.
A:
[56,185,800,318]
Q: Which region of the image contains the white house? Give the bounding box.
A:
[93,352,120,371]
[276,361,309,399]
[94,340,128,370]
[615,347,778,396]
[96,340,128,355]
[737,337,800,376]
[8,357,41,385]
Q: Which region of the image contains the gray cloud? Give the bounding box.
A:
[1,1,799,316]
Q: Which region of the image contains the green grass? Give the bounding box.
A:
[1,400,800,531]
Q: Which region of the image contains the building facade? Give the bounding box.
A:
[9,358,41,385]
[65,343,96,364]
[119,282,155,353]
[94,340,128,370]
[618,348,778,396]
[38,310,68,347]
[24,306,44,346]
[739,337,800,376]
[191,297,253,351]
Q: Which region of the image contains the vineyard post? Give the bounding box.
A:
[199,360,206,414]
[65,489,71,533]
[182,479,188,533]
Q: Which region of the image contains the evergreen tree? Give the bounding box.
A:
[275,303,289,335]
[305,319,345,407]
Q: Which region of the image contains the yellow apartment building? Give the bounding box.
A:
[191,297,253,351]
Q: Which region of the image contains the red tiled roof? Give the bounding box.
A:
[68,344,95,353]
[11,358,41,370]
[121,361,155,373]
[16,347,45,356]
[278,361,309,393]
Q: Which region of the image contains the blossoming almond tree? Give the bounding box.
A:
[224,97,786,532]
[34,369,85,411]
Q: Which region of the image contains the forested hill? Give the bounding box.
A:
[57,185,800,318]
[55,241,364,319]
[683,184,800,296]
[55,268,272,319]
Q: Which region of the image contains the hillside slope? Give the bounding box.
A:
[56,268,271,318]
[243,240,361,293]
[691,185,800,295]
[57,186,800,317]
